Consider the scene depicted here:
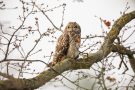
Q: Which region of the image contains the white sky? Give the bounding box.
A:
[0,0,135,90]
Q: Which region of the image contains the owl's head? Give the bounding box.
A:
[64,22,81,34]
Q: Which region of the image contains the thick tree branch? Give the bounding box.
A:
[111,44,135,73]
[0,72,14,79]
[128,55,135,73]
[0,10,135,90]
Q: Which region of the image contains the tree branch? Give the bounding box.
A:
[0,72,14,79]
[111,44,135,73]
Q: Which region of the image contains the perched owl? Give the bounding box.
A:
[49,22,81,66]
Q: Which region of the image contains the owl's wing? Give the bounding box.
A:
[51,33,69,66]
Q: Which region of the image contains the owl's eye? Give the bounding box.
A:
[67,26,70,29]
[74,26,77,28]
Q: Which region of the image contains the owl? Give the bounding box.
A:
[49,22,81,66]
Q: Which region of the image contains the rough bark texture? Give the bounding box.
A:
[0,10,135,90]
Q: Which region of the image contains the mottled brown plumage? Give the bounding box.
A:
[49,22,81,66]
